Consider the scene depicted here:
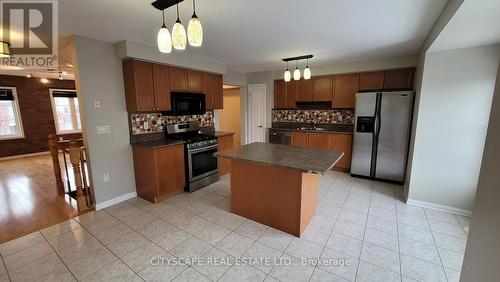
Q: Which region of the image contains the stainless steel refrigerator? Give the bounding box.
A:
[351,91,414,183]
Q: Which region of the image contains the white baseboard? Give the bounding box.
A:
[95,191,137,210]
[407,198,472,217]
[0,151,50,161]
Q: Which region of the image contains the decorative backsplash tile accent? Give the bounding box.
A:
[130,111,214,135]
[272,109,354,124]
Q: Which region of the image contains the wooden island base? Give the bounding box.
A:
[230,160,319,236]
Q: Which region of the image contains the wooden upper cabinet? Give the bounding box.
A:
[359,71,385,91]
[291,131,308,148]
[152,64,171,111]
[297,78,314,102]
[328,133,352,170]
[123,59,155,112]
[188,70,203,93]
[212,74,223,109]
[169,67,188,92]
[308,133,329,149]
[274,80,286,109]
[384,68,415,89]
[313,75,333,101]
[333,73,359,108]
[202,72,214,110]
[285,80,298,108]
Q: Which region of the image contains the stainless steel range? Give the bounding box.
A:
[165,123,219,192]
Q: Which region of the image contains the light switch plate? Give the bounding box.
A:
[96,125,111,135]
[143,122,149,130]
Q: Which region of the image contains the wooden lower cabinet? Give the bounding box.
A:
[132,144,185,203]
[290,131,352,171]
[328,134,352,171]
[291,131,308,148]
[218,134,234,176]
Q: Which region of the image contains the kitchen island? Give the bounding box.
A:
[215,142,343,236]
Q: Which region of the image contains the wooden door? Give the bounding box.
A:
[169,67,188,92]
[154,145,185,200]
[202,72,214,110]
[333,73,359,108]
[285,80,298,108]
[274,80,286,109]
[188,70,204,93]
[212,74,223,109]
[297,78,313,102]
[123,59,155,112]
[218,135,234,176]
[313,75,333,101]
[359,71,384,91]
[307,133,328,149]
[384,68,415,89]
[328,133,352,171]
[152,64,171,111]
[291,131,308,148]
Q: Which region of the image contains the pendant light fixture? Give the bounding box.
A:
[157,10,172,53]
[303,58,311,80]
[282,55,313,82]
[293,60,301,81]
[0,41,12,57]
[187,0,203,47]
[284,61,291,82]
[172,4,187,50]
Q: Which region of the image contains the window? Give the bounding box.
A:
[0,87,24,140]
[49,89,81,134]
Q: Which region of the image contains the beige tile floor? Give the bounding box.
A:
[0,172,470,281]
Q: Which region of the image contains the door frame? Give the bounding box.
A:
[247,84,267,144]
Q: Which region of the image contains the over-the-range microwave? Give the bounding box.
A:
[170,92,206,116]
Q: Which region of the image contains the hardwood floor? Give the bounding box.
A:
[0,154,79,243]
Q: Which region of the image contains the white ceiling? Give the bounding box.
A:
[430,0,500,52]
[58,0,447,73]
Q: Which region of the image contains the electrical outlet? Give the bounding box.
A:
[143,122,149,130]
[96,125,111,135]
[103,173,110,183]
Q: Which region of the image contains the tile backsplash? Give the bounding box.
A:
[272,109,354,124]
[130,111,214,135]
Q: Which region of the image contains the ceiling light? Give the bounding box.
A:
[0,41,12,57]
[157,10,172,53]
[303,58,311,80]
[187,0,203,47]
[40,78,49,84]
[172,4,187,50]
[284,61,291,82]
[293,61,301,80]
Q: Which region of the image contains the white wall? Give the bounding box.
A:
[407,44,500,213]
[71,36,136,207]
[460,63,500,282]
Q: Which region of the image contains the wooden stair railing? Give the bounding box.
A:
[48,134,92,212]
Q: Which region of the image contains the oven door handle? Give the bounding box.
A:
[188,144,219,153]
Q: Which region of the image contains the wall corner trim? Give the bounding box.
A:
[407,198,472,217]
[95,191,137,210]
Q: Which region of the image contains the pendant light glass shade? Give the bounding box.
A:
[284,70,291,82]
[293,68,301,80]
[303,67,311,80]
[157,25,172,53]
[172,4,187,50]
[0,41,12,57]
[187,0,203,47]
[157,11,172,53]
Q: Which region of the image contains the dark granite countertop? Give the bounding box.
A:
[206,131,235,137]
[215,142,344,174]
[271,122,353,134]
[131,139,184,149]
